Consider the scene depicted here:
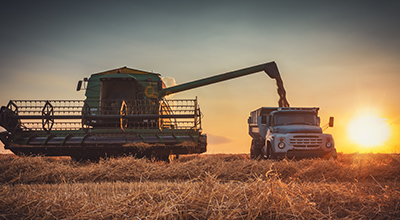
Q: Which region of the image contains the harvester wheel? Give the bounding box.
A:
[71,155,100,162]
[150,154,171,163]
[157,154,180,163]
[159,155,170,162]
[70,156,83,162]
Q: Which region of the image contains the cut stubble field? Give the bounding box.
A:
[0,153,399,219]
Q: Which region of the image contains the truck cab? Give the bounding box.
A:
[249,107,337,159]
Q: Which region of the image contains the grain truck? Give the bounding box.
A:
[249,107,337,159]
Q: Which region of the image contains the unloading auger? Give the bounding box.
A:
[0,61,286,161]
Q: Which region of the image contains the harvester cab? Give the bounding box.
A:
[0,62,284,161]
[76,67,167,130]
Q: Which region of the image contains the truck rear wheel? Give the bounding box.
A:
[250,148,261,159]
[250,139,262,160]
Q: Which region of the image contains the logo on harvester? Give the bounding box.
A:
[145,85,157,98]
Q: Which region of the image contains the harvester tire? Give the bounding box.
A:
[71,155,100,162]
[151,154,172,163]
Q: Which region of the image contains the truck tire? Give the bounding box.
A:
[250,148,260,160]
[266,143,276,160]
[250,139,262,160]
[331,149,338,160]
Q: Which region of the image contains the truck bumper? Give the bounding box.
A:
[275,149,337,159]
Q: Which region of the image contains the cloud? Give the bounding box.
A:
[207,134,232,145]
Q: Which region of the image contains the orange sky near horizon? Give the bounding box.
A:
[1,1,399,155]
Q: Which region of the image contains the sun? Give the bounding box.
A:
[347,114,390,148]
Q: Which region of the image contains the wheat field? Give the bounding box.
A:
[0,153,399,219]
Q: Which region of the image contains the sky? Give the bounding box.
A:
[0,0,399,154]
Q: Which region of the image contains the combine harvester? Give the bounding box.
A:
[0,62,283,161]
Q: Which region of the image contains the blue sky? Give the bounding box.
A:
[1,1,399,153]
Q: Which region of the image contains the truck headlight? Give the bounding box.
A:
[326,142,332,148]
[278,142,285,149]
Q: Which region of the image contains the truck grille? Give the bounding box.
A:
[289,135,323,148]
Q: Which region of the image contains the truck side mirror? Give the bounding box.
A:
[317,117,321,126]
[329,117,334,127]
[76,80,83,91]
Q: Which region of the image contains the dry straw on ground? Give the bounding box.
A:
[0,153,399,219]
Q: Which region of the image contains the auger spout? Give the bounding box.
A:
[159,61,282,97]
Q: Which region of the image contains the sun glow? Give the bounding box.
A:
[347,114,391,148]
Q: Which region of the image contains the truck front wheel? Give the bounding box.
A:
[266,143,276,160]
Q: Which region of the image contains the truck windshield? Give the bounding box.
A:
[273,112,317,126]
